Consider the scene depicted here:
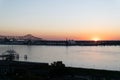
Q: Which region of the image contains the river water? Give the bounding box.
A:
[0,45,120,71]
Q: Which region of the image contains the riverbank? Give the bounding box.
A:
[0,60,120,80]
[0,40,120,46]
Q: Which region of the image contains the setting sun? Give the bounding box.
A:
[92,37,101,41]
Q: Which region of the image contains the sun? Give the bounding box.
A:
[91,37,100,41]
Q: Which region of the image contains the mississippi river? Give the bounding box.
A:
[0,45,120,71]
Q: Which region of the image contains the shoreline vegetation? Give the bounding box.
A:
[0,61,120,80]
[0,40,120,46]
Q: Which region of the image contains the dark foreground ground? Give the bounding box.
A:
[0,61,120,80]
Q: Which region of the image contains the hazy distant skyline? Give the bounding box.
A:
[0,0,120,40]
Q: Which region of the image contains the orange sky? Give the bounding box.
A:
[0,29,120,40]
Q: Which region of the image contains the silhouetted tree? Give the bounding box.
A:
[4,37,10,42]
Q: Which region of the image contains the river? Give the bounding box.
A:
[0,45,120,71]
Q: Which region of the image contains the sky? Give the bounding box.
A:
[0,0,120,40]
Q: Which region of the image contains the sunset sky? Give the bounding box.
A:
[0,0,120,40]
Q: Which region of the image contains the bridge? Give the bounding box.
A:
[0,34,42,41]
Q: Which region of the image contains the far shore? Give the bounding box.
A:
[0,40,120,46]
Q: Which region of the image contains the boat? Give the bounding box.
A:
[0,49,19,61]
